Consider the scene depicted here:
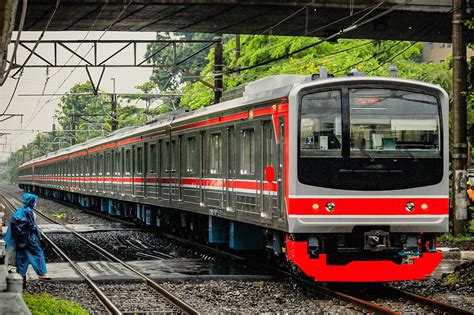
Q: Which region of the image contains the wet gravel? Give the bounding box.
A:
[26,281,107,314]
[391,261,474,311]
[41,230,213,263]
[98,281,180,313]
[44,233,107,262]
[161,279,358,314]
[80,230,213,262]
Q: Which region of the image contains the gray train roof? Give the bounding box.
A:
[20,74,443,168]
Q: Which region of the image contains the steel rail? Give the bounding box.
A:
[383,285,473,315]
[0,195,121,315]
[2,192,199,315]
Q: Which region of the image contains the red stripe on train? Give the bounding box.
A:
[288,197,449,215]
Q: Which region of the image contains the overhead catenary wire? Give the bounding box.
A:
[0,0,28,86]
[226,1,408,75]
[11,0,61,79]
[23,0,134,130]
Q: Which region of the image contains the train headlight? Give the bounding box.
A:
[405,201,415,212]
[325,202,335,212]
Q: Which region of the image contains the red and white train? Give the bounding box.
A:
[19,72,448,282]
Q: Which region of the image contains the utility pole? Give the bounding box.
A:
[111,78,118,131]
[452,0,468,235]
[214,34,223,104]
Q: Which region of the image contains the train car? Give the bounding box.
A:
[18,70,449,282]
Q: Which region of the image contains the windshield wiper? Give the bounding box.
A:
[360,149,376,162]
[400,148,418,162]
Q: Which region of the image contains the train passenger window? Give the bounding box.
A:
[99,154,104,175]
[300,90,342,156]
[125,149,131,174]
[106,152,112,175]
[240,128,255,175]
[209,133,222,174]
[186,137,196,174]
[114,151,121,175]
[171,140,177,173]
[136,146,143,174]
[162,141,170,174]
[148,144,157,174]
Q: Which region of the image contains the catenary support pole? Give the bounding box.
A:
[111,78,118,131]
[214,34,223,104]
[452,0,468,235]
[235,34,241,75]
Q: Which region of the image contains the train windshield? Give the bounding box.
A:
[300,88,440,158]
[298,86,443,190]
[349,89,440,158]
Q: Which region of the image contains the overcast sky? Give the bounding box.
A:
[0,31,157,162]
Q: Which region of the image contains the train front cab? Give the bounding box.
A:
[285,77,448,282]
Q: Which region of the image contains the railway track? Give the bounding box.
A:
[1,192,199,315]
[2,187,472,314]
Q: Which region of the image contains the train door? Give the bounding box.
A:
[236,122,260,216]
[277,117,286,220]
[261,120,276,221]
[199,131,205,207]
[105,151,112,194]
[183,134,199,205]
[124,147,133,195]
[170,136,180,202]
[98,153,104,193]
[133,144,144,197]
[225,126,236,212]
[145,141,158,199]
[160,139,170,204]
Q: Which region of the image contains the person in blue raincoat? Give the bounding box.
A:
[4,193,51,280]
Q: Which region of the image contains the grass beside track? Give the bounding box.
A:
[23,293,88,315]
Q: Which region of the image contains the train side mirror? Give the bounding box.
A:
[265,166,275,183]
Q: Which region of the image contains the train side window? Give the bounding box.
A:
[125,149,131,174]
[148,143,157,174]
[97,154,104,175]
[162,141,169,174]
[114,150,121,175]
[300,90,342,156]
[209,133,222,175]
[106,152,112,175]
[186,137,196,174]
[240,128,255,175]
[170,140,177,173]
[136,146,143,174]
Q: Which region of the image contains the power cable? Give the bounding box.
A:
[366,41,420,74]
[0,0,27,86]
[11,0,61,79]
[23,1,134,130]
[1,69,24,117]
[225,1,407,74]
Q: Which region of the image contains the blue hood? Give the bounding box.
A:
[22,193,38,209]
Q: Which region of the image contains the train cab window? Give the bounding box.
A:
[300,90,342,156]
[186,137,197,174]
[349,89,440,158]
[148,144,157,174]
[135,146,143,174]
[240,128,256,175]
[125,149,131,174]
[209,133,222,174]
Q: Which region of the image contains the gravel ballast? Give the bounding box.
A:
[26,281,107,314]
